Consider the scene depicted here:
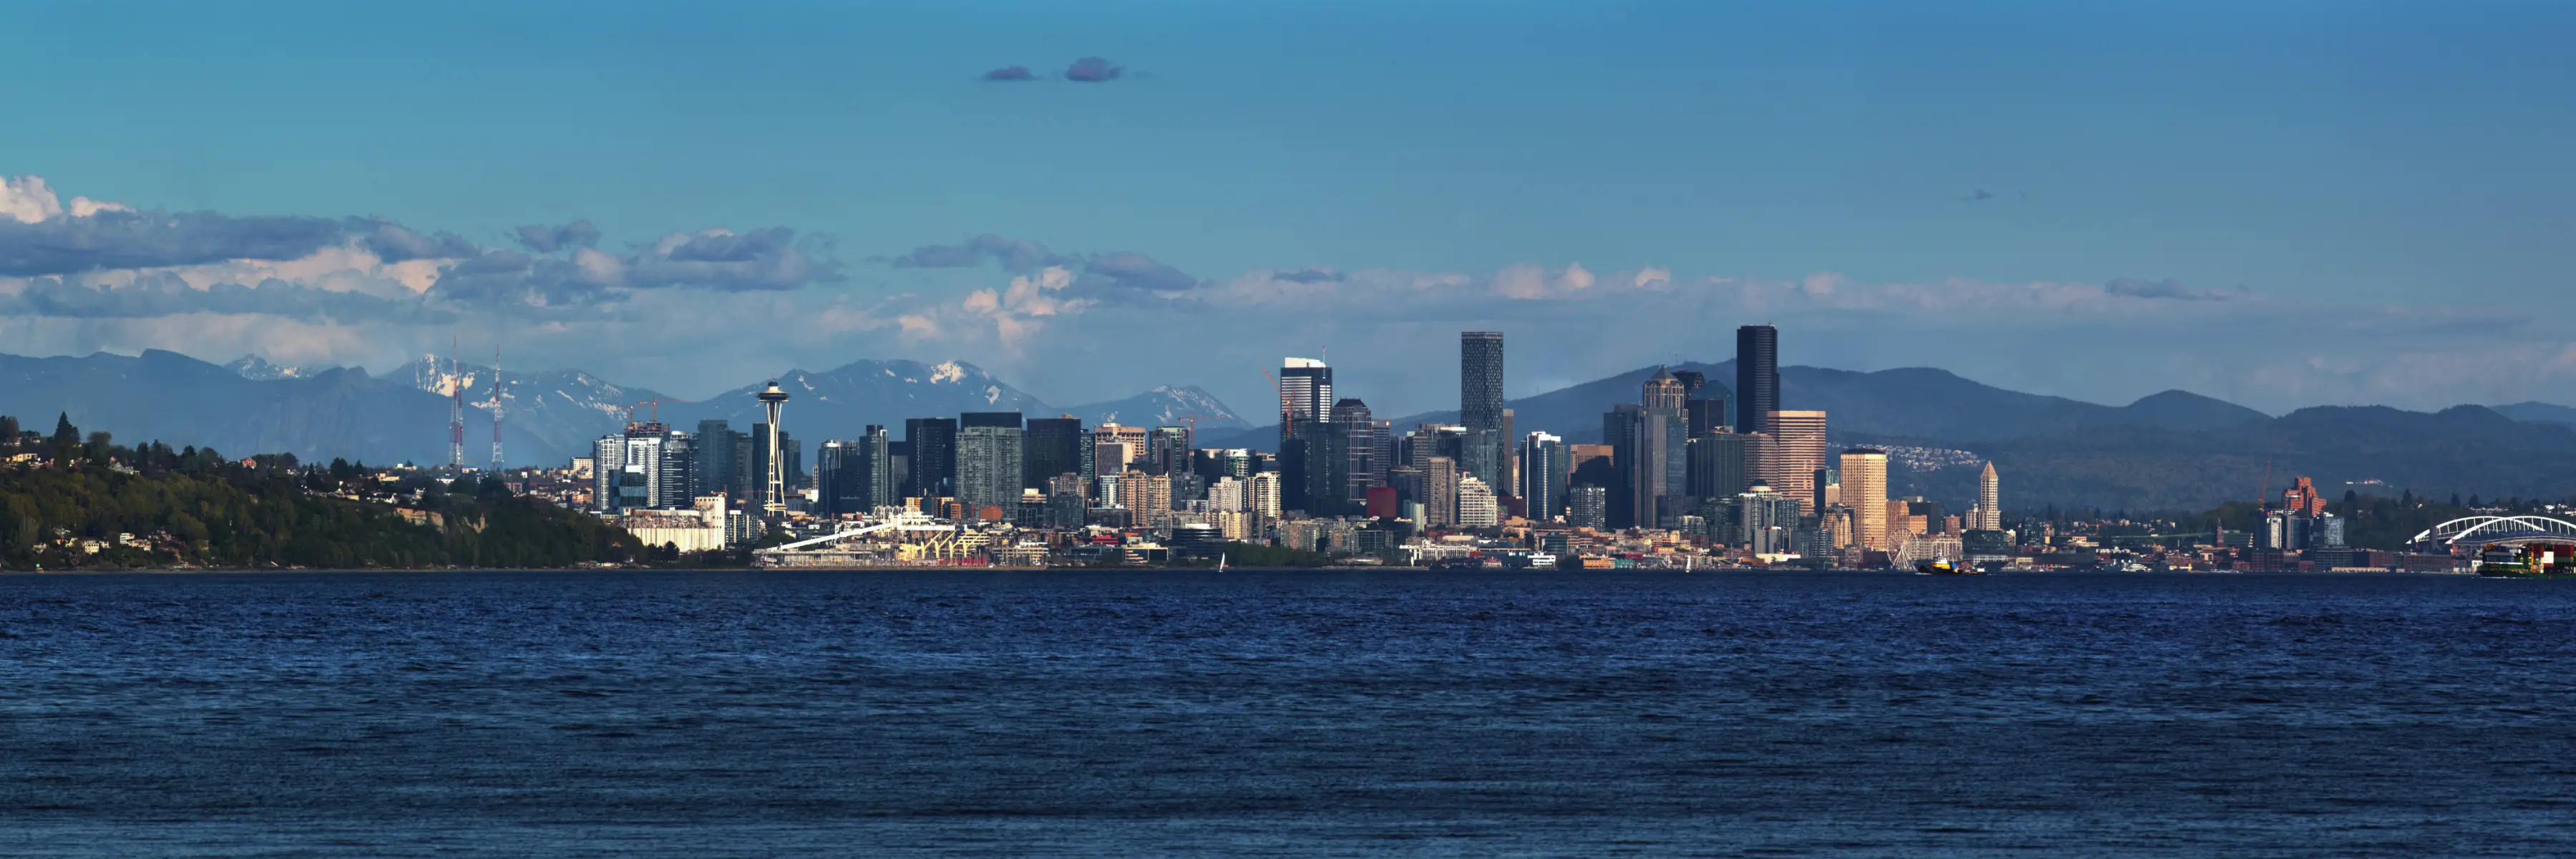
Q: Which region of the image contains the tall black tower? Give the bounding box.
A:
[1735,325,1779,435]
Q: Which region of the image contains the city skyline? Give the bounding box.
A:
[4,4,2574,415]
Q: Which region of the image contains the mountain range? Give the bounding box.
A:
[9,347,2576,513]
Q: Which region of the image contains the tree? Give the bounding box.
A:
[52,412,77,447]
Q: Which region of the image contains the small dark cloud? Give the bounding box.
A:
[0,209,347,277]
[882,233,1070,272]
[429,227,840,310]
[1082,251,1202,293]
[1065,57,1124,82]
[1274,267,1344,283]
[2105,277,2231,302]
[355,219,479,263]
[980,65,1038,82]
[512,220,602,253]
[0,271,452,323]
[1968,188,1994,202]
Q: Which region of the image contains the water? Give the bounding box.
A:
[1,570,2571,857]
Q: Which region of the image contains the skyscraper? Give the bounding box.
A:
[1643,368,1689,526]
[693,419,736,501]
[1767,410,1828,514]
[1736,325,1779,435]
[1025,416,1083,491]
[1278,358,1332,447]
[862,424,892,511]
[1602,404,1662,530]
[1519,431,1568,520]
[903,417,957,500]
[1976,461,2001,530]
[1422,456,1458,529]
[1841,447,1889,551]
[955,418,1025,518]
[1283,417,1347,515]
[1568,485,1608,530]
[1687,432,1747,499]
[1332,398,1377,508]
[1460,332,1506,487]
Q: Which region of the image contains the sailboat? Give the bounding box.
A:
[1217,552,1227,572]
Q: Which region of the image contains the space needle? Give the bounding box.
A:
[757,380,791,516]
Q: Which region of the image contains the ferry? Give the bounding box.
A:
[1916,558,1980,575]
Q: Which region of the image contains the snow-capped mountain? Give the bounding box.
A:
[659,359,1052,435]
[223,354,331,381]
[1063,385,1248,431]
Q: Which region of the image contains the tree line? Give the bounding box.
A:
[1,412,641,570]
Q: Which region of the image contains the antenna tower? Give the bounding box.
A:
[449,336,466,470]
[489,345,506,471]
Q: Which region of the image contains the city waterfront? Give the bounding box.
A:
[3,569,2570,856]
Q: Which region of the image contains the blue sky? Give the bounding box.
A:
[3,1,2572,418]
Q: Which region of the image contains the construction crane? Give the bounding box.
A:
[620,398,694,428]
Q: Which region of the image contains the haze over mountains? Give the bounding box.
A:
[8,347,2576,513]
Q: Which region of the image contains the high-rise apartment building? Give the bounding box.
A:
[1422,456,1458,529]
[1455,475,1500,528]
[1736,325,1779,434]
[1460,332,1506,487]
[1519,431,1568,520]
[693,419,736,500]
[1248,470,1282,520]
[861,424,892,511]
[1766,410,1828,515]
[1840,448,1889,551]
[955,419,1025,517]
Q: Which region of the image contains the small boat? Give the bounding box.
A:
[1217,552,1226,572]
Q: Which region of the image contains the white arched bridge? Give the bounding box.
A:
[2408,515,2576,550]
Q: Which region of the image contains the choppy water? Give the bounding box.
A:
[1,570,2572,856]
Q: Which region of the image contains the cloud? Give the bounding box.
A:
[1064,57,1124,82]
[1079,251,1202,294]
[425,227,839,309]
[0,208,352,277]
[2104,276,2234,301]
[882,233,1069,271]
[356,219,480,263]
[980,65,1038,82]
[0,271,451,324]
[1966,188,1994,202]
[512,220,601,253]
[1274,267,1344,283]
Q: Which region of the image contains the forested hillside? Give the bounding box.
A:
[0,412,640,571]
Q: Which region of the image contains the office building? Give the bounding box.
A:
[1279,357,1333,447]
[1025,416,1083,491]
[1282,417,1347,515]
[1841,448,1889,550]
[1519,432,1568,520]
[1568,485,1608,530]
[1737,481,1803,555]
[903,417,957,500]
[1688,431,1748,500]
[693,419,738,500]
[1332,398,1379,508]
[1766,410,1828,514]
[1976,461,2001,530]
[1736,325,1779,434]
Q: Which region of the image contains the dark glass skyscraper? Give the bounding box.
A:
[1460,331,1506,487]
[1735,324,1779,435]
[1023,416,1083,490]
[903,417,957,500]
